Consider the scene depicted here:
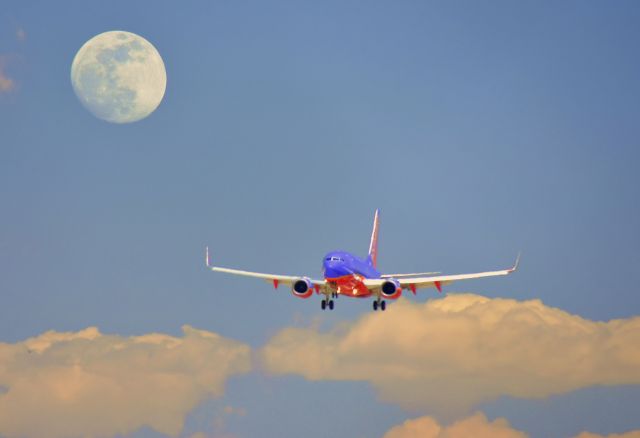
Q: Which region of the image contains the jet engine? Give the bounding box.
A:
[380,278,402,299]
[292,278,314,298]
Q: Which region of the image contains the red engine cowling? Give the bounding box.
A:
[292,278,314,298]
[380,279,402,299]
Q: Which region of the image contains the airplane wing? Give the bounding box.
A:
[205,247,326,289]
[380,272,440,278]
[364,253,520,293]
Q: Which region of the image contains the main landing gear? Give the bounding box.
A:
[373,300,386,311]
[321,299,335,310]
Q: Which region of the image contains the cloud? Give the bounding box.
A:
[189,432,239,438]
[0,326,251,438]
[574,432,640,438]
[0,25,26,93]
[210,405,246,438]
[0,59,15,93]
[383,412,527,438]
[261,294,640,418]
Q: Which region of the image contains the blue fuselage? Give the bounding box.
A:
[322,251,381,280]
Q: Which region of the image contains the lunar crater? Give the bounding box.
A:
[71,31,166,124]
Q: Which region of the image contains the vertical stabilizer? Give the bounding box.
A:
[367,209,380,267]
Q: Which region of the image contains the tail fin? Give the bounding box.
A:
[367,209,380,268]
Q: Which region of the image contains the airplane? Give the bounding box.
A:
[205,210,519,311]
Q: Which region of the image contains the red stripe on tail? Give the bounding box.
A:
[368,209,380,268]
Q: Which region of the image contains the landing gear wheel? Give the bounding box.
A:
[329,300,334,310]
[373,301,378,311]
[321,300,327,310]
[381,301,386,311]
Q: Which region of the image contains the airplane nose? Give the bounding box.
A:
[324,261,349,278]
[324,262,339,277]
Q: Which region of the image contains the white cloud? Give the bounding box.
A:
[261,294,640,418]
[0,326,251,438]
[383,412,527,438]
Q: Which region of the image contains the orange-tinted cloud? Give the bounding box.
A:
[16,28,26,42]
[383,412,527,438]
[574,432,640,438]
[0,25,26,93]
[0,326,251,438]
[0,59,15,93]
[261,294,640,418]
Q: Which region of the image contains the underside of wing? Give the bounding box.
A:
[209,265,298,285]
[205,247,326,291]
[366,254,520,294]
[381,272,440,278]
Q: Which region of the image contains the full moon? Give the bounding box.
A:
[71,31,166,123]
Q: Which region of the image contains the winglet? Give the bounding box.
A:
[510,252,521,272]
[205,246,211,268]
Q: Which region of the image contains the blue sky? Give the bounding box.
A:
[1,1,640,437]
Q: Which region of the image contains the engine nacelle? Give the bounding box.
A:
[380,278,402,299]
[292,278,314,298]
